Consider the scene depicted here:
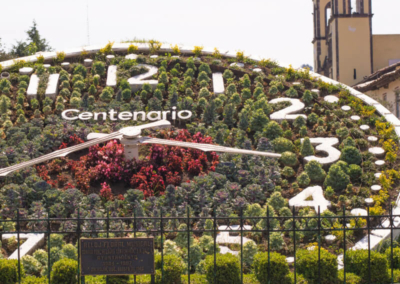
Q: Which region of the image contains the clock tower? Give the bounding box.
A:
[312,0,373,86]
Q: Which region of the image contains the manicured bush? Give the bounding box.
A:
[108,276,129,284]
[50,258,78,284]
[280,151,298,167]
[282,166,295,178]
[296,249,338,284]
[345,250,390,284]
[348,164,362,182]
[385,247,400,269]
[155,254,184,284]
[268,192,286,211]
[340,146,362,165]
[238,240,258,269]
[204,253,240,284]
[21,276,47,284]
[324,164,350,192]
[270,232,284,251]
[253,252,291,284]
[272,137,295,153]
[0,259,25,284]
[304,160,326,183]
[301,137,315,157]
[337,270,362,284]
[22,255,42,275]
[264,121,283,140]
[297,172,310,188]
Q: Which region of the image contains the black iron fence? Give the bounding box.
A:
[1,205,400,284]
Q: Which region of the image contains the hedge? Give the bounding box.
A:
[0,259,25,284]
[296,249,337,284]
[253,252,291,284]
[204,253,240,284]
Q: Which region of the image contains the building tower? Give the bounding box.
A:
[312,0,373,86]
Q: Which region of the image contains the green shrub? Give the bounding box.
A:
[49,234,65,249]
[21,276,47,284]
[348,164,362,182]
[336,127,349,139]
[289,273,309,284]
[324,164,350,192]
[337,270,362,284]
[50,258,78,284]
[305,160,326,183]
[280,151,298,167]
[238,240,258,269]
[297,172,310,188]
[301,137,315,157]
[108,276,129,284]
[293,116,306,129]
[155,254,184,284]
[268,192,286,211]
[272,137,295,153]
[282,166,295,178]
[264,121,283,140]
[22,255,42,275]
[392,269,400,283]
[385,247,400,269]
[296,249,337,284]
[340,146,362,165]
[270,232,284,251]
[204,253,240,284]
[0,259,25,284]
[345,250,390,284]
[253,252,291,284]
[61,244,78,260]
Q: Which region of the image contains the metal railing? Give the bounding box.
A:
[1,205,400,284]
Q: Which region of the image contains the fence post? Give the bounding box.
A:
[342,206,346,284]
[267,206,270,284]
[160,207,164,284]
[318,206,321,284]
[367,206,371,284]
[77,208,81,284]
[213,207,217,284]
[391,204,394,283]
[106,209,109,284]
[240,207,243,284]
[292,206,296,284]
[133,208,137,284]
[17,209,21,284]
[187,207,191,284]
[47,209,51,284]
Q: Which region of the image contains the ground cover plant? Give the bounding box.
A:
[0,42,399,282]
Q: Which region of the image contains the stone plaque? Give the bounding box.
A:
[80,238,154,275]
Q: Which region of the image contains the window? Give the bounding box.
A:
[383,93,387,101]
[326,7,332,27]
[354,69,357,80]
[351,0,361,13]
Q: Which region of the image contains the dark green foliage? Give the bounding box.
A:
[293,116,306,129]
[324,164,350,192]
[301,137,315,157]
[249,109,269,132]
[304,160,326,183]
[108,276,129,284]
[279,151,298,167]
[345,250,390,284]
[302,90,313,105]
[385,247,400,269]
[155,254,184,284]
[0,259,25,284]
[205,253,240,284]
[92,61,106,76]
[21,276,48,284]
[253,252,291,284]
[296,249,338,284]
[340,146,362,165]
[50,258,78,284]
[264,121,283,140]
[297,172,310,187]
[223,103,236,127]
[272,137,295,153]
[348,164,362,182]
[337,271,362,284]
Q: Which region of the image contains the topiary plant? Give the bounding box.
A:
[253,252,291,284]
[238,240,258,270]
[21,275,48,284]
[50,259,78,284]
[301,137,315,157]
[270,232,285,251]
[0,259,25,284]
[297,172,310,188]
[340,146,362,165]
[22,255,42,276]
[272,137,295,153]
[337,270,362,284]
[324,164,350,192]
[296,249,338,284]
[279,151,298,167]
[304,160,326,183]
[155,254,184,284]
[385,247,400,269]
[204,253,240,284]
[264,121,283,140]
[268,192,286,211]
[348,164,362,182]
[345,250,390,284]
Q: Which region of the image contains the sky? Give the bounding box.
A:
[1,0,399,68]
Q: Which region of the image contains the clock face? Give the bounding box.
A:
[0,44,395,256]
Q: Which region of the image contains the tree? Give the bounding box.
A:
[11,21,52,57]
[301,64,313,71]
[324,164,350,192]
[0,38,12,61]
[300,137,315,157]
